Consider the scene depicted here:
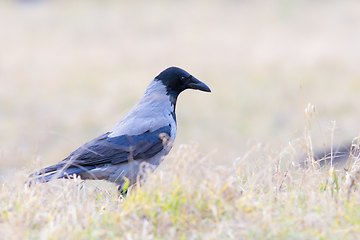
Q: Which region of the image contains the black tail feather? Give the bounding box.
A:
[27,165,96,186]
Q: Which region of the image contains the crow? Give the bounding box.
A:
[28,67,211,193]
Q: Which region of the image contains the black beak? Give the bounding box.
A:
[187,76,211,92]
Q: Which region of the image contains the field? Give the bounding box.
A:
[1,0,360,239]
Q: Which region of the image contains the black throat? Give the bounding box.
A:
[169,95,177,123]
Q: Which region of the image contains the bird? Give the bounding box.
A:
[28,67,211,193]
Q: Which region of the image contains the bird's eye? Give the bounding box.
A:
[181,76,186,83]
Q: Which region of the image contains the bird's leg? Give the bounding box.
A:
[118,185,128,198]
[117,176,130,198]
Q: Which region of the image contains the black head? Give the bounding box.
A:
[155,67,211,99]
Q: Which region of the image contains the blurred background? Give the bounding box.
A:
[1,0,360,173]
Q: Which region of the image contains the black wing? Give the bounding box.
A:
[32,125,171,178]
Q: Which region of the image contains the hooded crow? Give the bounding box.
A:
[28,67,211,192]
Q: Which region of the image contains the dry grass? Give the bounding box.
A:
[2,104,360,239]
[2,138,360,239]
[2,1,360,239]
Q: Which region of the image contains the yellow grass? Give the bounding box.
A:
[1,0,360,239]
[2,141,360,239]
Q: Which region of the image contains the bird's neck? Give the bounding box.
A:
[138,80,178,118]
[169,95,177,112]
[142,80,179,111]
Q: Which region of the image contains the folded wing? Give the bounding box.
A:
[31,125,171,182]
